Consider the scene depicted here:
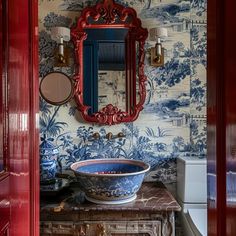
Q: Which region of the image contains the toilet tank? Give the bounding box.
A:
[177,156,207,203]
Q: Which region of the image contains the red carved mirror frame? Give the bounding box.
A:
[71,0,148,125]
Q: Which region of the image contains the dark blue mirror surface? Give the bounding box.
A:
[83,28,128,114]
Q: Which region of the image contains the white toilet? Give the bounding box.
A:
[177,156,207,236]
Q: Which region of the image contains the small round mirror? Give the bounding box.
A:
[40,72,74,105]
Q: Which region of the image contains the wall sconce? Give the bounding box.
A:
[149,27,168,67]
[51,27,71,66]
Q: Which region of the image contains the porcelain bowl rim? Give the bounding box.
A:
[70,158,150,177]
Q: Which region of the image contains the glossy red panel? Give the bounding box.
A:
[207,0,236,235]
[224,1,236,235]
[8,0,31,234]
[0,0,39,235]
[0,176,10,236]
[0,0,10,234]
[207,0,220,234]
[0,0,3,173]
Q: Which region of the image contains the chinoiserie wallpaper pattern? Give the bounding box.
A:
[39,0,207,183]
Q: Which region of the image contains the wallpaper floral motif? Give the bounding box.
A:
[39,0,207,184]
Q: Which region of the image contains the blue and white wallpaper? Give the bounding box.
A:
[39,0,207,184]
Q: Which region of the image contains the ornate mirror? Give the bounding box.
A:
[71,0,148,125]
[40,72,74,105]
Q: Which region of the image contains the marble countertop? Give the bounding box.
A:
[40,182,181,216]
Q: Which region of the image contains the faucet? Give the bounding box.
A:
[91,132,126,140]
[92,132,100,140]
[106,132,113,140]
[106,132,126,140]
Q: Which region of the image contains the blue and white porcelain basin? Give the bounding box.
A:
[71,159,150,204]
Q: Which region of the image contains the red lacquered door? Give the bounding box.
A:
[208,0,236,235]
[0,0,39,236]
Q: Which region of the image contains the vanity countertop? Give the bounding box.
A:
[40,182,181,221]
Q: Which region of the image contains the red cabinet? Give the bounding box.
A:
[207,0,236,235]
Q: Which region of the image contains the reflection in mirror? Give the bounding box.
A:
[136,41,140,106]
[40,72,74,105]
[83,28,128,114]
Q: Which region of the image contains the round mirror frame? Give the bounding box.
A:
[71,0,148,125]
[39,72,74,106]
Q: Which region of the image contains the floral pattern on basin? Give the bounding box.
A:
[71,159,150,204]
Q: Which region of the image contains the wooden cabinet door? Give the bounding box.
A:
[0,1,10,235]
[0,0,39,235]
[208,0,236,235]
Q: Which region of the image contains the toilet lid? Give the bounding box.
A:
[187,209,207,236]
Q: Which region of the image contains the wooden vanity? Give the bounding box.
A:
[40,182,181,236]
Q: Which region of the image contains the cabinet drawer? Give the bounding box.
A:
[40,221,162,236]
[100,221,161,236]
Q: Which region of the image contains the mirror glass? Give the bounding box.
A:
[40,72,74,105]
[83,28,128,114]
[136,42,140,105]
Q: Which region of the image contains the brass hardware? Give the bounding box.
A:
[106,132,125,140]
[51,27,71,67]
[53,202,65,212]
[97,224,107,236]
[92,132,125,140]
[117,132,125,138]
[58,54,66,64]
[149,27,167,67]
[54,45,71,67]
[151,47,164,67]
[106,132,113,140]
[92,132,100,140]
[54,46,70,67]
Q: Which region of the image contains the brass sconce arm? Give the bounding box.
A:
[58,36,66,64]
[51,27,71,66]
[154,37,162,63]
[149,27,168,67]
